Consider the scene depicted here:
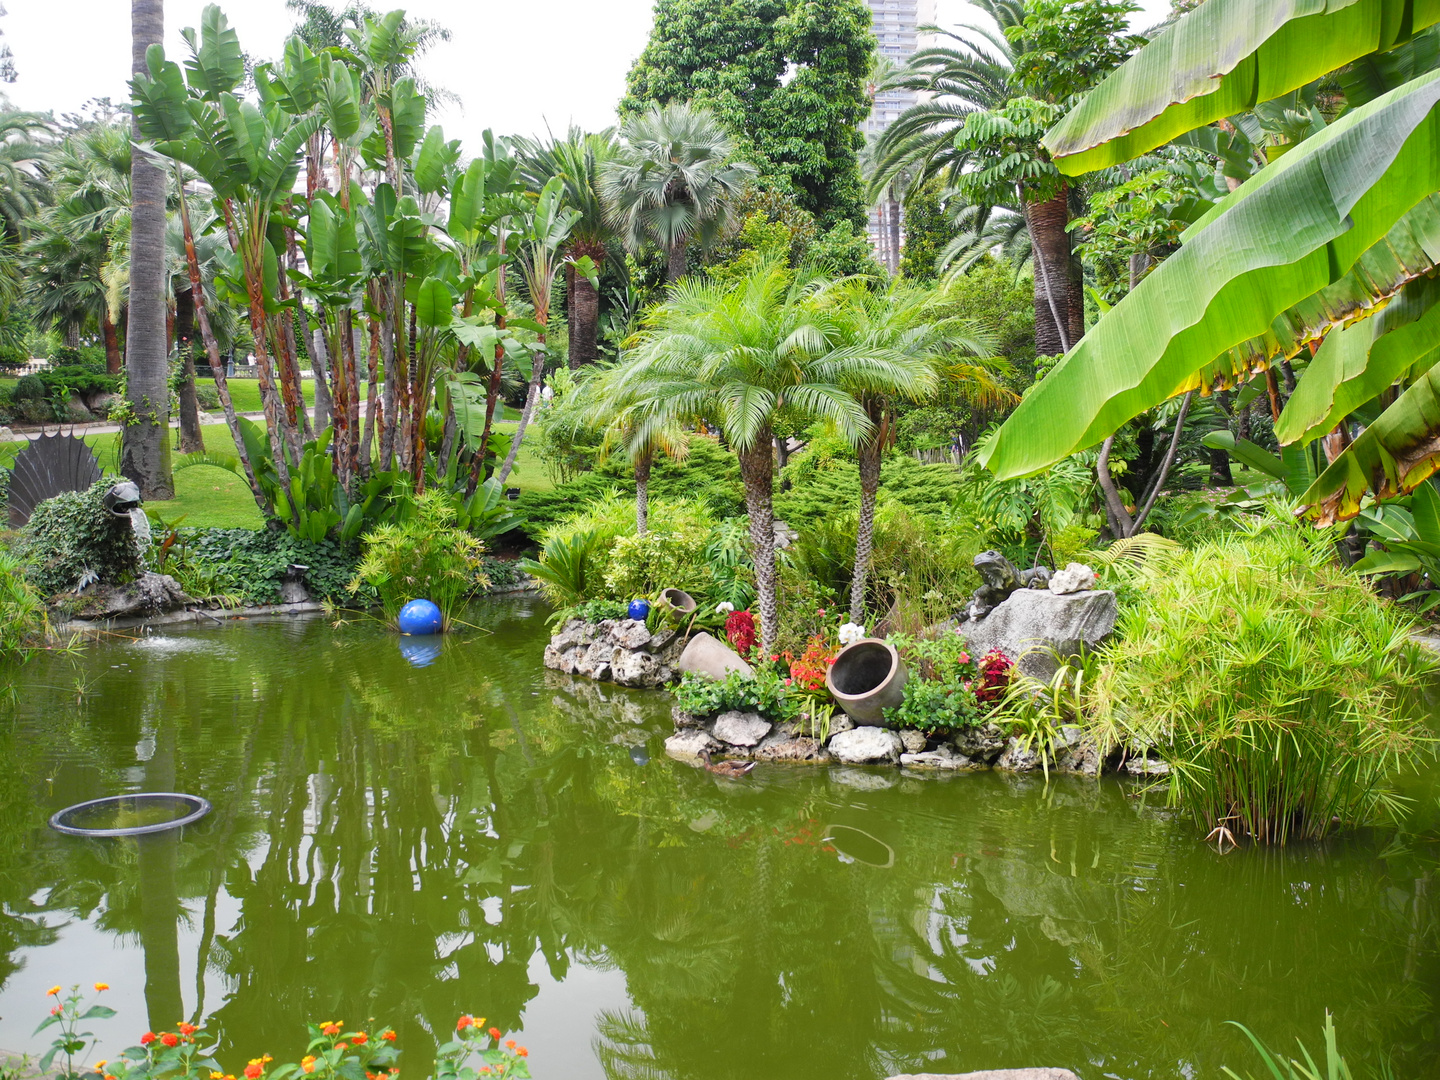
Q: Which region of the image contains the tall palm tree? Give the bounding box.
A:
[601,103,755,283]
[124,0,173,499]
[616,263,926,650]
[868,1,1080,356]
[514,127,620,368]
[815,278,1006,624]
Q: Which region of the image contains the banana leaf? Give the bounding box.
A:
[1299,362,1440,520]
[1277,274,1440,444]
[982,68,1440,481]
[1044,0,1440,175]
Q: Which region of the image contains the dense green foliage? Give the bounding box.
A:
[187,528,363,605]
[0,550,45,659]
[349,492,490,627]
[1089,523,1436,843]
[673,668,799,722]
[20,480,144,597]
[622,0,874,229]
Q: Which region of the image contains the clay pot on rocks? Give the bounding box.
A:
[659,587,698,615]
[826,638,907,725]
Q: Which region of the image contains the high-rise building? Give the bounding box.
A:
[863,0,938,140]
[862,0,937,270]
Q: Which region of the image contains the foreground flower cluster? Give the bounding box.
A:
[35,985,531,1080]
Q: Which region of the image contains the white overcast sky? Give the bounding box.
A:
[3,0,1175,141]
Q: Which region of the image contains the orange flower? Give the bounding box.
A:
[141,1033,157,1046]
[456,1016,473,1032]
[244,1066,262,1080]
[301,1056,316,1074]
[335,1043,348,1051]
[351,1033,368,1046]
[46,986,61,997]
[160,1034,179,1048]
[516,1049,527,1059]
[177,1022,197,1037]
[381,1032,397,1043]
[321,1023,342,1038]
[488,1028,500,1041]
[95,1062,107,1071]
[504,1041,515,1051]
[94,983,109,992]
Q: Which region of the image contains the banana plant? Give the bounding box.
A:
[1352,481,1440,611]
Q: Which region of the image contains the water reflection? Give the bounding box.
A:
[0,601,1435,1080]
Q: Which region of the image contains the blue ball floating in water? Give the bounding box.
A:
[398,598,443,636]
[628,599,651,621]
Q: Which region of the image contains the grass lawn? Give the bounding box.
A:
[2,417,553,530]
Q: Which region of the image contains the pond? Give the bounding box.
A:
[0,597,1437,1079]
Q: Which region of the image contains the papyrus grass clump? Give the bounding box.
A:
[1088,524,1437,844]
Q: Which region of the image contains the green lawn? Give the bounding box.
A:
[220,379,317,414]
[3,418,553,530]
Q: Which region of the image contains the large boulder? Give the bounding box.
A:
[612,648,666,688]
[75,572,194,620]
[677,632,754,680]
[713,710,771,747]
[828,726,903,765]
[958,588,1118,680]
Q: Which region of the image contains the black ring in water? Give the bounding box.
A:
[48,793,213,837]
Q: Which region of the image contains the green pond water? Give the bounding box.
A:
[1,597,1438,1079]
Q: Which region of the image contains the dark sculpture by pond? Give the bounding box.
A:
[966,550,1052,621]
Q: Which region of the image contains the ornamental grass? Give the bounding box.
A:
[1087,521,1437,844]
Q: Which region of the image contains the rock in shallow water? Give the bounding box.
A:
[664,729,720,759]
[900,746,974,770]
[713,710,772,747]
[828,726,903,764]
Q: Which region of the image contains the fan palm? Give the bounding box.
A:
[514,126,620,368]
[0,110,52,241]
[615,263,929,649]
[600,102,755,283]
[814,278,1006,623]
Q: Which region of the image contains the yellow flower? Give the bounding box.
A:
[212,1072,226,1078]
[46,986,61,997]
[94,983,109,992]
[95,1061,106,1071]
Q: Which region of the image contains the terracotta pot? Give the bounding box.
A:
[826,638,908,725]
[659,587,698,614]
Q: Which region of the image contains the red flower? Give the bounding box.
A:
[352,1033,368,1046]
[381,1032,397,1043]
[141,1034,157,1046]
[724,610,756,660]
[160,1034,179,1048]
[488,1028,501,1041]
[456,1016,473,1031]
[177,1022,197,1037]
[975,649,1013,705]
[244,1066,262,1080]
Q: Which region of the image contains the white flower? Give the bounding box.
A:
[838,622,867,646]
[715,601,736,615]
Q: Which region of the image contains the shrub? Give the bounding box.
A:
[195,384,221,411]
[0,550,46,658]
[673,668,799,722]
[603,524,710,599]
[518,530,603,607]
[187,528,362,605]
[884,630,986,733]
[21,480,144,597]
[1087,521,1437,843]
[12,374,45,403]
[350,491,489,627]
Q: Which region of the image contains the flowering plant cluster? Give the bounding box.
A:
[974,649,1014,704]
[31,988,530,1080]
[723,609,756,659]
[784,634,836,694]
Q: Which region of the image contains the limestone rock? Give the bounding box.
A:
[1051,726,1101,776]
[574,641,613,682]
[612,648,665,688]
[959,588,1118,681]
[608,618,653,650]
[543,643,579,674]
[713,710,771,747]
[671,705,706,729]
[901,746,974,770]
[1049,562,1098,594]
[899,728,927,753]
[828,711,856,736]
[550,619,588,651]
[953,723,1007,763]
[1123,755,1171,777]
[677,632,754,680]
[665,729,720,760]
[888,1070,1079,1080]
[996,736,1042,772]
[648,627,678,651]
[829,726,903,765]
[754,734,827,761]
[75,572,194,619]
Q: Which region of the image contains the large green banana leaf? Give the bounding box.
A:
[982,68,1440,481]
[1299,362,1440,521]
[1277,274,1440,443]
[1044,0,1440,176]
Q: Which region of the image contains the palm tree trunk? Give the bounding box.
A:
[122,0,174,500]
[737,433,779,652]
[635,447,652,535]
[850,429,883,625]
[102,312,122,376]
[174,288,203,454]
[666,235,689,283]
[888,198,902,274]
[568,262,601,368]
[494,336,545,489]
[1023,186,1072,357]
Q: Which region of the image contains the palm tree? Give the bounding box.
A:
[124,0,173,499]
[867,2,1080,356]
[815,278,1006,624]
[0,110,52,241]
[601,102,755,283]
[514,127,620,368]
[616,263,927,649]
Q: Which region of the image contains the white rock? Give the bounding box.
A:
[901,746,974,770]
[664,729,720,759]
[611,648,664,688]
[713,710,772,747]
[608,618,653,650]
[828,726,902,765]
[899,728,928,753]
[959,588,1118,681]
[1049,562,1098,594]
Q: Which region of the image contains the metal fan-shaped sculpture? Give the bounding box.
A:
[7,433,103,527]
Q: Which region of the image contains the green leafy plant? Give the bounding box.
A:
[1222,1012,1379,1080]
[21,480,145,597]
[187,529,362,606]
[35,983,116,1080]
[603,526,709,599]
[884,630,984,734]
[1087,518,1438,843]
[0,550,46,659]
[518,530,602,607]
[349,491,489,628]
[672,668,799,723]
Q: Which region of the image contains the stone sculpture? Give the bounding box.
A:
[966,550,1052,621]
